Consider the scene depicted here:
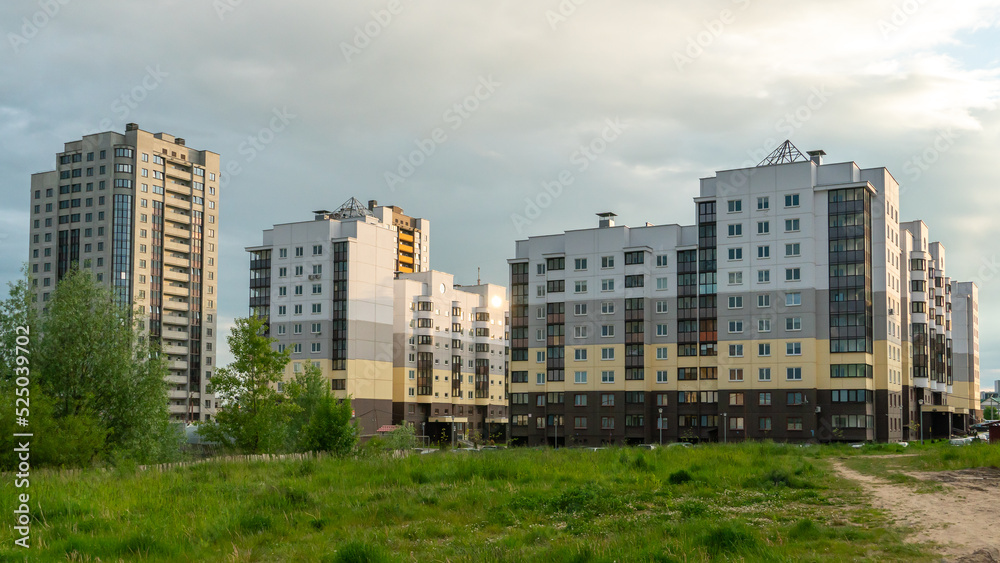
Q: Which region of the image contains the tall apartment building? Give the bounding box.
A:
[394,270,509,441]
[28,123,220,422]
[508,142,979,445]
[248,198,508,438]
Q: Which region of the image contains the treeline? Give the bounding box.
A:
[0,270,391,470]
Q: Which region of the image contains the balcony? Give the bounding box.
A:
[164,225,191,239]
[163,284,189,298]
[164,256,190,271]
[399,232,414,243]
[163,299,190,312]
[164,269,190,283]
[165,210,192,226]
[160,328,188,342]
[166,372,188,383]
[399,242,414,254]
[164,240,189,254]
[162,313,189,326]
[163,343,188,355]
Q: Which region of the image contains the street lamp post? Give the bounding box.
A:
[722,412,728,444]
[918,399,924,445]
[658,407,663,445]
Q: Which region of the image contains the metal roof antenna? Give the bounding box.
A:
[757,140,809,166]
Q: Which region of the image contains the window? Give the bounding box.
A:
[311,323,322,334]
[536,263,546,275]
[784,193,800,207]
[728,296,743,309]
[655,300,668,313]
[728,321,743,333]
[601,417,615,430]
[574,258,587,270]
[729,369,744,382]
[758,368,771,382]
[786,342,802,356]
[601,302,615,314]
[537,351,545,362]
[758,343,771,356]
[574,280,587,293]
[537,285,546,297]
[728,272,743,285]
[678,368,697,381]
[536,373,545,384]
[785,243,801,257]
[574,371,587,384]
[655,324,668,336]
[656,370,668,383]
[601,279,614,291]
[757,221,770,234]
[757,245,770,259]
[574,303,587,315]
[601,256,614,268]
[601,324,615,337]
[293,343,302,353]
[574,348,587,360]
[757,294,770,308]
[574,326,588,339]
[295,247,304,257]
[311,342,321,353]
[312,244,323,255]
[727,199,742,213]
[656,255,668,267]
[759,392,772,406]
[601,348,614,360]
[574,393,588,407]
[785,268,801,281]
[728,223,743,236]
[758,269,770,283]
[786,367,802,381]
[784,219,800,232]
[624,251,644,265]
[656,277,669,290]
[312,284,322,295]
[546,257,565,270]
[757,196,769,210]
[785,317,802,331]
[728,344,743,357]
[294,305,303,314]
[785,292,801,306]
[787,417,803,431]
[601,393,615,407]
[624,275,643,288]
[728,247,743,261]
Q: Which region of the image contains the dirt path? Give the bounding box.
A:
[829,459,1000,562]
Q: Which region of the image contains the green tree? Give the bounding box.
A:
[198,315,293,454]
[382,421,416,451]
[284,362,328,450]
[0,268,39,381]
[985,406,999,420]
[35,269,177,463]
[301,394,358,455]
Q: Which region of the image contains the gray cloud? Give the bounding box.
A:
[1,0,998,387]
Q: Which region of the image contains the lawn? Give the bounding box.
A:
[4,442,991,562]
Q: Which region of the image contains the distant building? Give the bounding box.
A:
[508,142,979,445]
[248,199,508,438]
[28,123,220,422]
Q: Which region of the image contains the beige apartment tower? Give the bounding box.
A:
[28,123,220,422]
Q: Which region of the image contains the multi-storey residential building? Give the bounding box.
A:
[508,142,979,445]
[28,123,220,422]
[393,270,509,442]
[248,198,508,439]
[367,200,430,274]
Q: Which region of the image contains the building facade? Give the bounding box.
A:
[393,270,509,442]
[368,200,430,274]
[29,123,220,422]
[248,199,508,439]
[508,143,979,445]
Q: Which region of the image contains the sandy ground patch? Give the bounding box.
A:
[830,459,1000,562]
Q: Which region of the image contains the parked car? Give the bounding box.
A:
[667,442,693,448]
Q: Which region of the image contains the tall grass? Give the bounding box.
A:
[0,443,948,562]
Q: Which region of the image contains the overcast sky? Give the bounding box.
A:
[1,0,998,393]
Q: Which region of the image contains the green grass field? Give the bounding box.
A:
[2,441,997,562]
